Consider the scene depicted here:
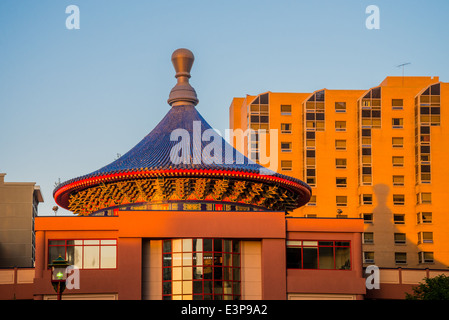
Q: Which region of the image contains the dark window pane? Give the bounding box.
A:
[260,93,269,104]
[163,254,172,267]
[303,247,318,269]
[371,110,381,118]
[203,239,213,251]
[260,116,269,123]
[316,113,325,120]
[233,268,240,281]
[431,83,440,95]
[193,281,203,294]
[232,254,240,267]
[421,126,430,134]
[163,268,171,281]
[319,247,334,269]
[214,239,222,252]
[335,242,350,247]
[306,150,315,158]
[286,247,301,268]
[306,113,315,120]
[335,247,351,269]
[362,129,371,137]
[163,240,171,253]
[214,267,223,280]
[421,146,431,154]
[362,110,371,118]
[315,90,325,101]
[204,281,213,294]
[431,107,440,115]
[232,240,240,253]
[306,131,315,139]
[163,282,172,295]
[420,107,430,114]
[362,148,371,155]
[372,87,381,99]
[214,281,223,294]
[362,167,372,174]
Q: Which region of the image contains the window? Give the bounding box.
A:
[286,241,351,270]
[364,252,374,264]
[336,158,347,169]
[393,175,404,186]
[249,94,269,131]
[363,233,374,244]
[418,251,434,264]
[162,238,241,300]
[335,121,346,131]
[48,239,117,269]
[335,140,346,150]
[305,131,315,148]
[305,91,325,131]
[360,87,382,128]
[336,177,347,188]
[392,99,404,110]
[393,194,405,205]
[394,233,406,245]
[417,212,432,224]
[281,160,292,171]
[393,214,405,225]
[281,105,292,116]
[392,156,404,167]
[361,194,373,205]
[335,102,346,112]
[392,118,403,129]
[392,137,404,148]
[281,142,292,152]
[418,232,433,244]
[336,196,347,207]
[281,123,292,134]
[307,195,316,206]
[395,252,407,264]
[363,213,373,224]
[417,192,432,204]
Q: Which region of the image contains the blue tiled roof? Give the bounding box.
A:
[55,105,309,190]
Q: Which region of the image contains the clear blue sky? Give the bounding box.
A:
[1,0,448,216]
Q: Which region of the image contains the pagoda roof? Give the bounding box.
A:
[53,49,311,214]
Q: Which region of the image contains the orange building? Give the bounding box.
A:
[0,49,368,300]
[230,76,449,298]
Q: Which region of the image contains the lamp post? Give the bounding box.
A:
[49,255,69,300]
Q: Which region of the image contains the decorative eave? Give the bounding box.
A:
[54,168,311,215]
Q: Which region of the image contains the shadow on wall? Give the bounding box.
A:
[366,183,446,269]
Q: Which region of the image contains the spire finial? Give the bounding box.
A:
[167,48,199,107]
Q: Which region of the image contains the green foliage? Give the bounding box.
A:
[405,274,449,300]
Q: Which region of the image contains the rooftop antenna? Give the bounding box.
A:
[397,62,411,86]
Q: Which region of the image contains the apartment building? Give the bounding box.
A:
[0,173,44,268]
[229,76,449,270]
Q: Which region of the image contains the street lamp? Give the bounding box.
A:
[49,255,69,300]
